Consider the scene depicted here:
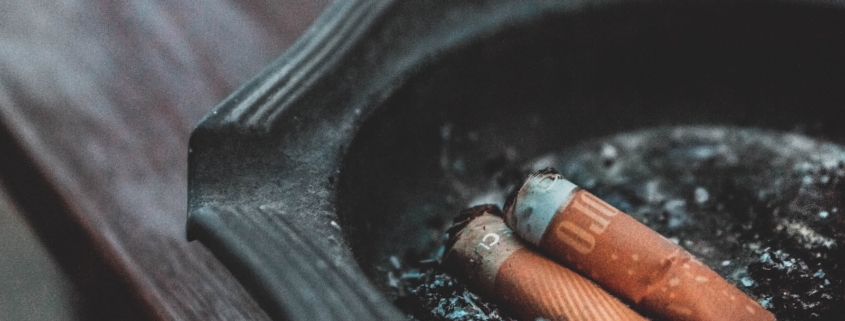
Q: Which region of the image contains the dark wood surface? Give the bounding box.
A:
[0,1,328,319]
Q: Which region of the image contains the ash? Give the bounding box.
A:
[390,259,517,321]
[391,126,845,321]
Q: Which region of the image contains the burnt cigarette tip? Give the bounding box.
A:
[444,204,502,253]
[534,167,561,176]
[502,187,519,219]
[503,167,561,214]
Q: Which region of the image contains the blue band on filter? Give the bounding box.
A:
[510,173,578,246]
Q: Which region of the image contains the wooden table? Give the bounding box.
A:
[0,1,328,319]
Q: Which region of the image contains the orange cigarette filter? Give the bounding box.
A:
[443,205,648,321]
[503,169,775,321]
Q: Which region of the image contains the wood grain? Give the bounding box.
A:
[0,0,328,319]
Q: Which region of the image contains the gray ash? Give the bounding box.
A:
[391,126,845,321]
[746,164,845,319]
[392,264,517,321]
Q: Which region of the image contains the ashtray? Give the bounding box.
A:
[187,1,845,320]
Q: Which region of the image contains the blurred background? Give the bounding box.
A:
[0,1,329,319]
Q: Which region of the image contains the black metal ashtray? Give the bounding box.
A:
[187,1,845,320]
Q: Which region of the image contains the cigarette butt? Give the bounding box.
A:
[503,169,775,321]
[443,205,647,321]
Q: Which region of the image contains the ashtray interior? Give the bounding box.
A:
[336,2,845,320]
